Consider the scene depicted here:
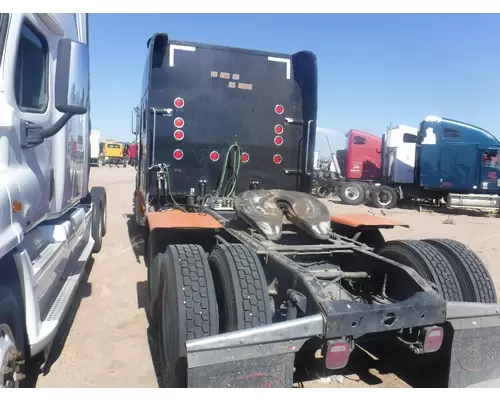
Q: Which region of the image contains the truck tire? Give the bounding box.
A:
[90,187,106,253]
[0,284,27,388]
[146,230,164,325]
[157,245,219,387]
[377,240,464,302]
[339,181,365,205]
[208,244,272,333]
[370,185,398,209]
[423,239,497,303]
[316,186,330,199]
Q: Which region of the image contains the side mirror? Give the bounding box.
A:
[55,38,90,115]
[403,133,417,143]
[21,38,89,148]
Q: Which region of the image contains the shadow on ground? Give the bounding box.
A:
[26,258,94,387]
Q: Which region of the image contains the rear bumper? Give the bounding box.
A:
[186,301,500,388]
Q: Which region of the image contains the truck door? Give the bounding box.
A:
[438,143,477,190]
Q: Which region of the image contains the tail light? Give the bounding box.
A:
[275,104,284,115]
[241,152,250,163]
[324,340,351,370]
[174,97,184,108]
[274,124,284,134]
[420,326,444,353]
[274,136,283,146]
[209,151,220,162]
[174,130,184,141]
[273,154,282,164]
[174,117,185,128]
[173,149,183,160]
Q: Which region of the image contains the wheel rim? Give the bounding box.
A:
[345,186,360,200]
[0,324,22,388]
[378,190,392,206]
[318,186,328,197]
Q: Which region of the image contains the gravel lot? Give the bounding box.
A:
[35,166,500,388]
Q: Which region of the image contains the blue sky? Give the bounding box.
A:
[89,13,500,154]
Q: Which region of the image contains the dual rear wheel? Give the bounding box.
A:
[149,242,272,387]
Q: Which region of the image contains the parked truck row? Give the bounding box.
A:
[1,13,500,389]
[313,118,500,212]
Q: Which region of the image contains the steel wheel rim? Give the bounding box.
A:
[0,324,20,388]
[378,190,392,206]
[345,186,360,200]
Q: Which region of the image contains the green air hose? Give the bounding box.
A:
[215,143,242,198]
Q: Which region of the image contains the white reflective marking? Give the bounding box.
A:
[268,56,291,79]
[169,45,196,67]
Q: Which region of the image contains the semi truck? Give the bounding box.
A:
[0,13,107,388]
[371,117,500,210]
[312,127,417,204]
[134,32,500,388]
[335,119,500,211]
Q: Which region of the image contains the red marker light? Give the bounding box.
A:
[325,340,350,370]
[173,130,184,140]
[421,326,444,353]
[241,152,250,163]
[174,117,184,128]
[173,149,183,160]
[273,154,282,164]
[209,151,220,162]
[275,104,284,115]
[174,97,184,108]
[274,136,283,146]
[275,124,284,134]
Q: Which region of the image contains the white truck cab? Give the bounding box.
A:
[0,13,106,388]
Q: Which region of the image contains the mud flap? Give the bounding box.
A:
[445,302,500,388]
[185,314,324,388]
[187,353,294,388]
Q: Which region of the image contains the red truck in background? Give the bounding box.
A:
[128,143,138,167]
[313,129,383,204]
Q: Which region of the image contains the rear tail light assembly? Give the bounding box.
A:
[275,104,284,115]
[420,326,444,354]
[273,154,282,164]
[274,136,283,146]
[274,124,284,135]
[241,152,250,163]
[324,339,352,370]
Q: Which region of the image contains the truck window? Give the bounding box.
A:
[353,136,366,145]
[0,14,8,68]
[443,127,460,138]
[14,21,48,112]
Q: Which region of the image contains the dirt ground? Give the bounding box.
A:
[35,167,500,388]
